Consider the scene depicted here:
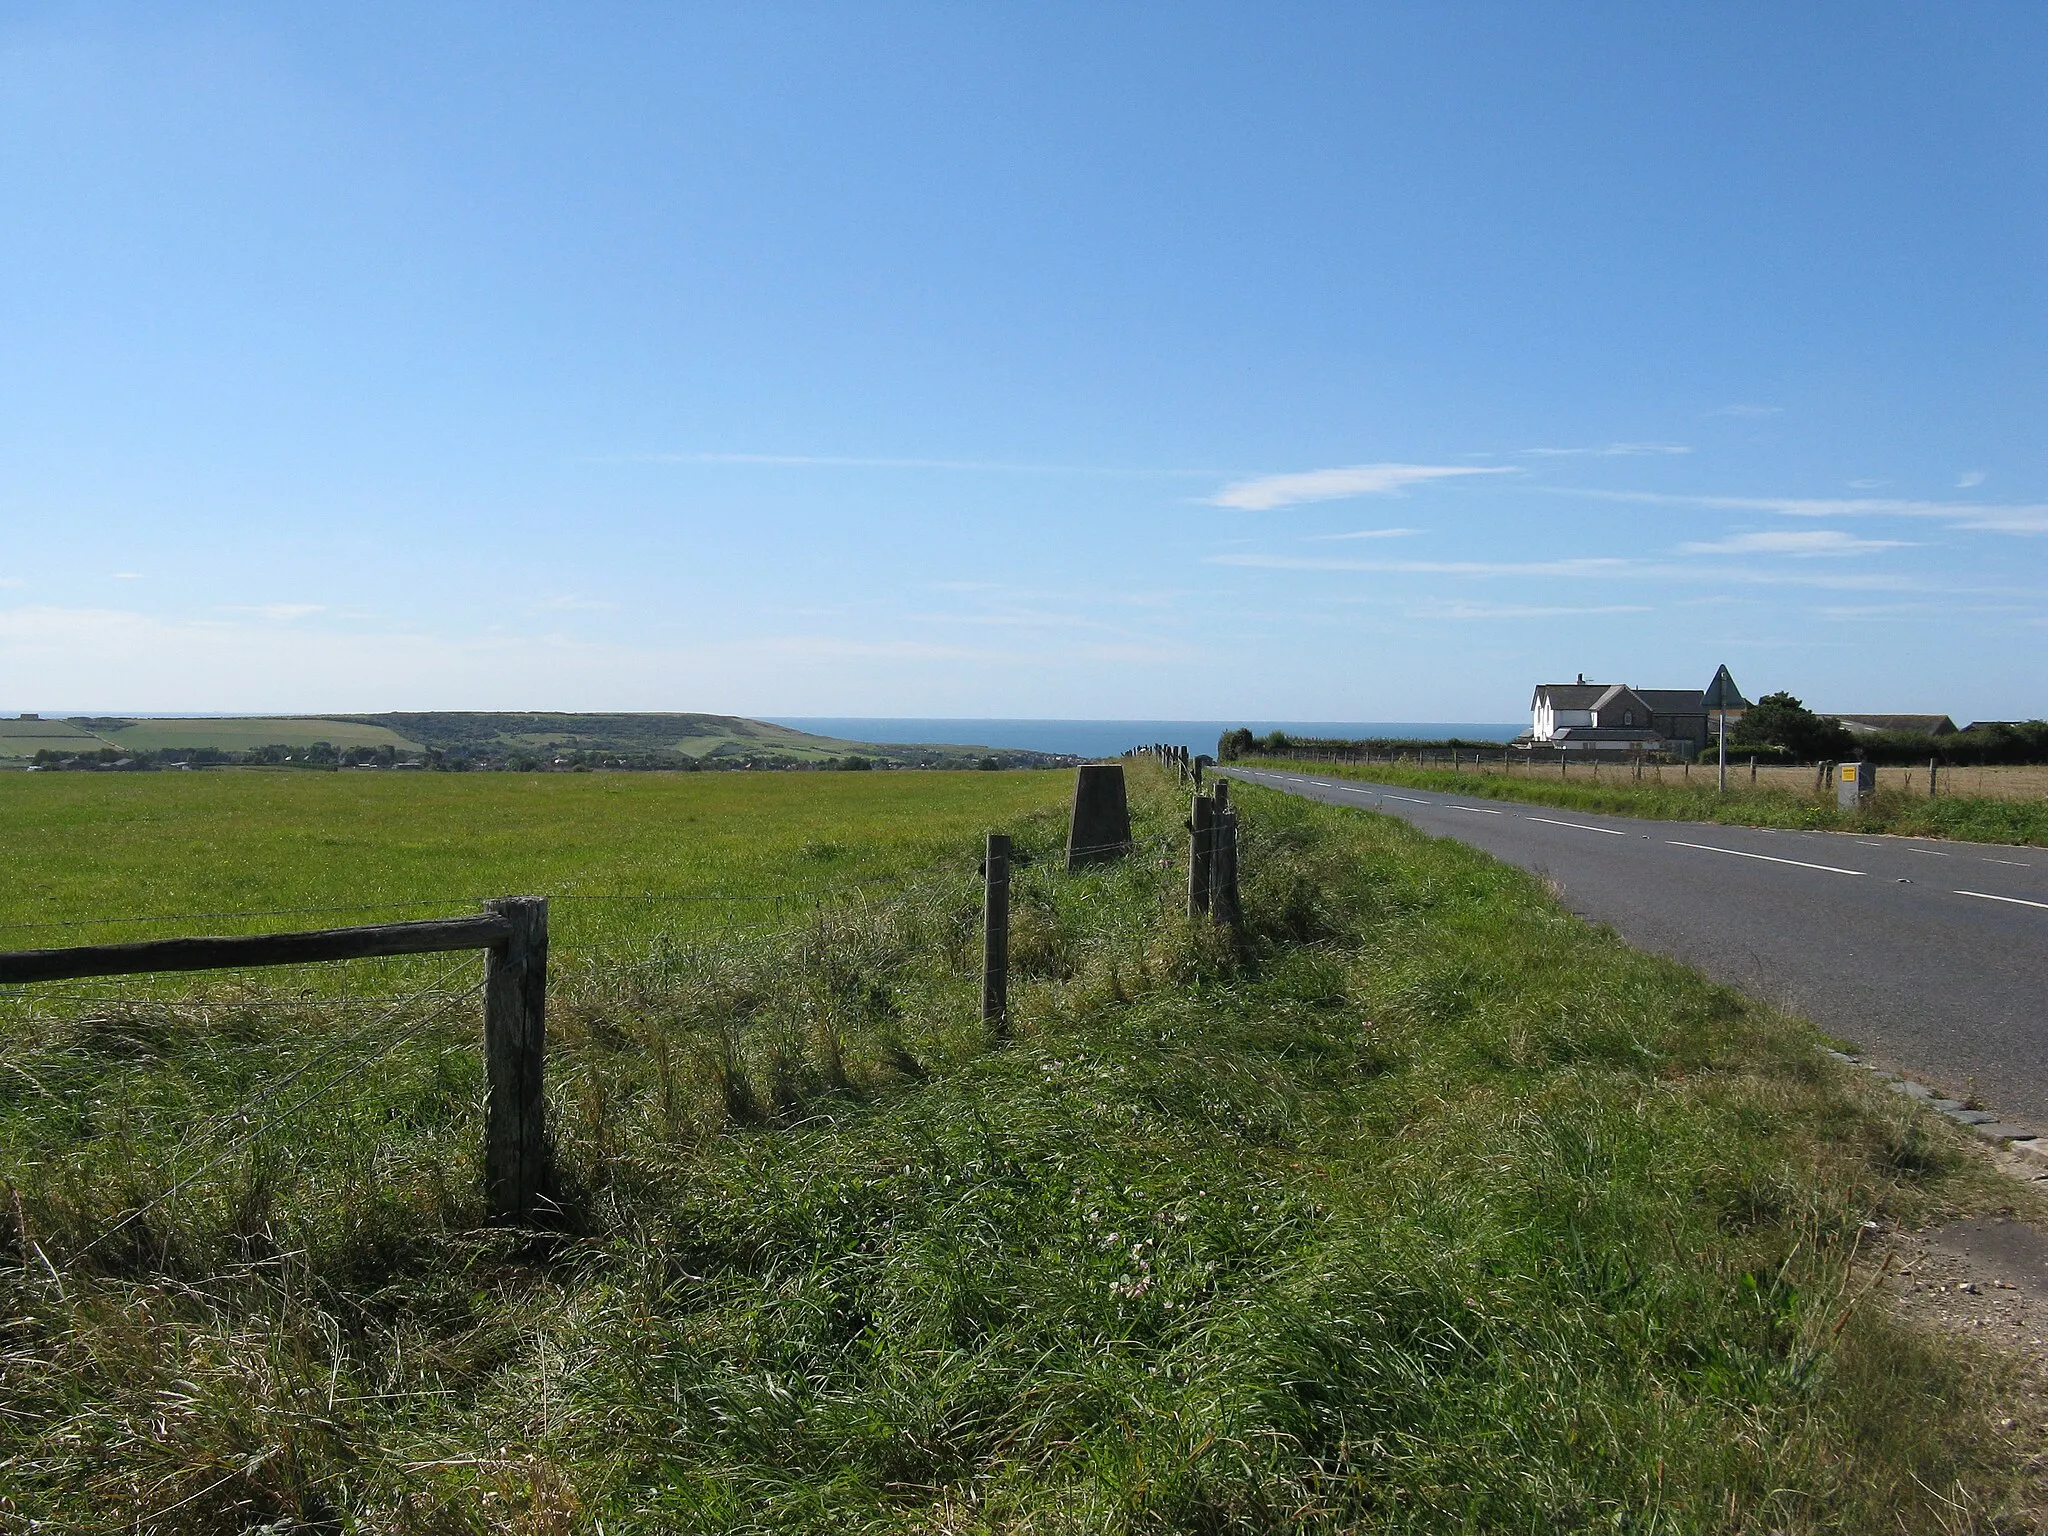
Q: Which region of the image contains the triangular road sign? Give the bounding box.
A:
[1703,664,1748,712]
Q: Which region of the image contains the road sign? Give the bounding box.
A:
[1703,664,1748,712]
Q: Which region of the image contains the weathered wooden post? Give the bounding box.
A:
[1187,790,1214,917]
[982,832,1010,1039]
[1929,757,1939,798]
[1212,809,1243,934]
[1067,764,1133,870]
[484,896,549,1223]
[1750,755,1758,785]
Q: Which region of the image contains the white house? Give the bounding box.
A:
[1522,675,1710,755]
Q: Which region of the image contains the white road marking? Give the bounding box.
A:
[1907,847,1951,858]
[1857,841,1885,848]
[1449,804,1504,815]
[1956,890,2048,911]
[1667,840,1865,876]
[1981,858,2033,868]
[1524,816,1625,836]
[1383,795,1433,805]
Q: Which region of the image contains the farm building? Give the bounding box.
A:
[1820,713,1957,738]
[1519,676,1718,756]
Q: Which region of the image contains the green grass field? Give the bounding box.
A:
[1249,756,2048,847]
[0,769,1071,956]
[0,764,2037,1530]
[73,717,424,753]
[0,717,104,758]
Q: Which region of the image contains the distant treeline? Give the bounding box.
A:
[24,744,1017,773]
[1217,728,1507,760]
[1854,720,2048,766]
[1218,719,2048,767]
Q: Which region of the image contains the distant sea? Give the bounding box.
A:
[768,719,1523,760]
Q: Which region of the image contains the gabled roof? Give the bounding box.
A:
[1635,689,1707,713]
[1823,714,1957,736]
[1532,682,1655,714]
[1531,682,1613,709]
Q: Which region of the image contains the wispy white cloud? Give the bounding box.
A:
[1209,553,1632,577]
[0,602,1214,713]
[1523,443,1692,458]
[1303,527,1421,542]
[1706,404,1783,418]
[1957,470,1987,489]
[537,594,616,612]
[221,603,326,621]
[1562,487,2048,534]
[603,451,1222,478]
[1408,601,1654,621]
[1815,602,1933,620]
[1678,530,1910,557]
[1206,550,1950,592]
[1209,463,1514,511]
[910,608,1134,636]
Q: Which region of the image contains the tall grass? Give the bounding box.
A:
[1251,756,2048,846]
[0,765,2034,1530]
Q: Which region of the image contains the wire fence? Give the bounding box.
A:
[0,764,1218,1264]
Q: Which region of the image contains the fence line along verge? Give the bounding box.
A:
[0,900,551,1224]
[0,913,513,985]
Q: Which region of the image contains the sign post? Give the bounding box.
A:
[1702,664,1749,794]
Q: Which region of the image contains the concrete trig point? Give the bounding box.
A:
[1067,764,1133,870]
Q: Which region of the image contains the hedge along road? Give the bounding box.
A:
[1223,765,2048,1133]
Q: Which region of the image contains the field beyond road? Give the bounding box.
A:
[1,764,2042,1529]
[1237,754,2048,847]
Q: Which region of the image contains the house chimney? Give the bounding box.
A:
[1576,673,1585,685]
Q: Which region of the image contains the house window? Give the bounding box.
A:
[1624,710,1634,726]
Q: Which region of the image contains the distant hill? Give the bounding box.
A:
[3,712,1072,769]
[330,712,1068,767]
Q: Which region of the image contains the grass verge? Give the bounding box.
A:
[0,764,2037,1530]
[1242,756,2048,847]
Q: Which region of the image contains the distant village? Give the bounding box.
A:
[1520,675,2039,765]
[1220,676,2047,768]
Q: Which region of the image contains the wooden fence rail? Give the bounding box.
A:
[0,898,550,1222]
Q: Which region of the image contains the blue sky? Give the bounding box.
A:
[2,3,2043,722]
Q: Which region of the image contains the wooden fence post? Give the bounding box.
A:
[1928,757,1939,799]
[982,832,1010,1039]
[1213,809,1243,934]
[1187,791,1214,916]
[484,896,549,1223]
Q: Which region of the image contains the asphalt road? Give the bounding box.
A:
[1223,765,2048,1131]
